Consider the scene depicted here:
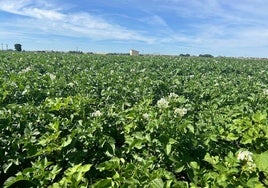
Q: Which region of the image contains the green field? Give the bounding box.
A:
[1,51,268,187]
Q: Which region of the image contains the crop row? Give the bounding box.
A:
[0,52,268,187]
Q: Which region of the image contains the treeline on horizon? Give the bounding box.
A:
[1,49,215,58]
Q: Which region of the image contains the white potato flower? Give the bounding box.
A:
[92,110,102,117]
[237,150,257,173]
[174,108,188,117]
[142,113,149,120]
[48,73,56,81]
[157,98,169,109]
[19,66,31,74]
[237,150,253,162]
[169,92,179,98]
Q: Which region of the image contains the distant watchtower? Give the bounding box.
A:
[130,49,139,56]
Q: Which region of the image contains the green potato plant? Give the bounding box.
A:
[0,51,268,187]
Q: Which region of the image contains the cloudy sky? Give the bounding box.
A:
[0,0,268,57]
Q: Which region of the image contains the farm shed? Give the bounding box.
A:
[130,49,139,56]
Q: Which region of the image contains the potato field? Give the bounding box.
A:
[0,51,268,187]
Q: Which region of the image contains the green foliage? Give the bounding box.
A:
[1,51,268,187]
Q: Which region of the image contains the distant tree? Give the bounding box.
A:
[199,54,214,58]
[14,44,22,52]
[179,54,191,57]
[68,51,83,54]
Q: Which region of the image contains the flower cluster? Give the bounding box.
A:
[19,66,31,74]
[168,92,179,99]
[174,108,188,117]
[142,113,149,120]
[157,98,169,109]
[237,150,256,172]
[237,150,253,162]
[92,110,102,117]
[48,73,56,81]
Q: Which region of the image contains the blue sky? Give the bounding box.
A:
[1,0,268,57]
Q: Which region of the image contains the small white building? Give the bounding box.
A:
[130,49,139,56]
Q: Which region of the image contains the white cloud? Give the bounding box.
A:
[149,0,268,53]
[1,0,268,56]
[0,0,154,43]
[142,15,168,27]
[0,0,63,20]
[23,7,65,20]
[0,0,29,13]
